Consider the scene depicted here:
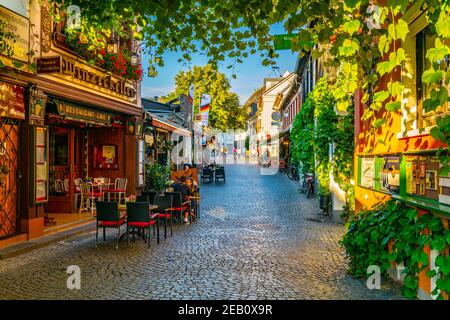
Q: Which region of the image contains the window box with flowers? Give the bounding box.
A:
[60,29,143,82]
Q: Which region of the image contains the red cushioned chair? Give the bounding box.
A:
[165,192,191,225]
[105,178,127,204]
[126,202,159,248]
[96,201,125,249]
[153,195,173,239]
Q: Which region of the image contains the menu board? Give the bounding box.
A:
[381,156,400,193]
[31,126,49,203]
[360,158,375,189]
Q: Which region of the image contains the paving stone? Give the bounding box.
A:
[0,165,403,300]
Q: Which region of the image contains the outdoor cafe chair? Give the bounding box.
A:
[201,168,213,184]
[96,201,125,249]
[139,191,157,204]
[73,178,83,211]
[105,178,127,204]
[153,195,174,239]
[165,192,191,225]
[79,182,104,214]
[126,202,158,249]
[215,167,225,183]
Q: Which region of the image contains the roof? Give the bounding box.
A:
[243,86,265,107]
[144,111,191,136]
[142,98,173,112]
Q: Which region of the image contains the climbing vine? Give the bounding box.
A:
[290,98,315,175]
[342,200,450,299]
[290,76,355,219]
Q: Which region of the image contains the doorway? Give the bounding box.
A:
[45,127,83,213]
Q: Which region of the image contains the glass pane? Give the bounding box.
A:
[53,134,69,166]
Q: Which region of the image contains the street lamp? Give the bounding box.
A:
[106,29,118,54]
[130,52,139,66]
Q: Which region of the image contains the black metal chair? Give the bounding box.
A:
[215,166,225,183]
[201,168,213,184]
[154,195,173,239]
[140,191,157,204]
[126,202,158,248]
[165,191,191,225]
[96,201,125,249]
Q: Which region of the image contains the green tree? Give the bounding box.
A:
[164,64,246,131]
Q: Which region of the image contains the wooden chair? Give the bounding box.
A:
[96,201,125,249]
[105,178,127,204]
[73,178,83,211]
[79,182,103,214]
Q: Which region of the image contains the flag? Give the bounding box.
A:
[189,84,198,116]
[200,93,211,127]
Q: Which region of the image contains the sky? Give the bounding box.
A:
[140,23,299,104]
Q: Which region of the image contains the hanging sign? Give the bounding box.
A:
[36,56,61,73]
[0,82,25,119]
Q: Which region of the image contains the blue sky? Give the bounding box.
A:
[140,23,298,104]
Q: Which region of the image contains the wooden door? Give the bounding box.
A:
[46,127,82,213]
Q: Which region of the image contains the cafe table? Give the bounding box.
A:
[119,203,159,244]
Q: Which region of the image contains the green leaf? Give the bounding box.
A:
[388,81,405,98]
[0,60,5,69]
[436,277,450,292]
[431,237,446,251]
[396,19,409,41]
[446,230,450,245]
[436,255,450,276]
[339,39,359,57]
[422,69,445,85]
[385,101,401,112]
[12,60,24,69]
[428,217,443,232]
[435,11,450,38]
[376,60,395,76]
[373,118,387,128]
[373,90,390,102]
[423,98,441,113]
[343,20,361,36]
[378,34,390,54]
[426,39,450,63]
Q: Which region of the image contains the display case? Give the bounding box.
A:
[30,125,49,204]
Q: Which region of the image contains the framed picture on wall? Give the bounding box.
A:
[426,170,437,190]
[94,144,118,169]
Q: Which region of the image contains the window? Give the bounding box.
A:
[415,27,448,128]
[137,139,145,186]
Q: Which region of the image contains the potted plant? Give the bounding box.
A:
[144,163,171,194]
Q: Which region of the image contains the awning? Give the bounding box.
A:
[150,117,191,137]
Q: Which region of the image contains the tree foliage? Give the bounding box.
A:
[163,64,246,131]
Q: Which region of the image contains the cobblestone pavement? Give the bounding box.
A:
[0,165,403,300]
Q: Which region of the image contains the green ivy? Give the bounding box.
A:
[342,200,450,299]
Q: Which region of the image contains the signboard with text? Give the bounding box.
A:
[0,5,29,62]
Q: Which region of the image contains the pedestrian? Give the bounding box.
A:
[171,176,193,224]
[233,147,237,160]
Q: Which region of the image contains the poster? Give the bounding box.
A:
[360,158,375,189]
[426,170,437,190]
[94,144,118,169]
[36,181,47,201]
[381,156,400,193]
[406,161,413,194]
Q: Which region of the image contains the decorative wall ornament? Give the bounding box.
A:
[40,4,52,53]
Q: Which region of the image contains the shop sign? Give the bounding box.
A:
[56,100,112,125]
[0,5,29,62]
[59,55,137,99]
[0,82,25,119]
[36,56,61,73]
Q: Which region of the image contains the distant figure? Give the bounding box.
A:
[171,176,192,224]
[233,147,237,160]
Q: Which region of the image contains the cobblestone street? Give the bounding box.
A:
[0,165,402,300]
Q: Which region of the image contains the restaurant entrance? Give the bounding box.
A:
[45,126,84,213]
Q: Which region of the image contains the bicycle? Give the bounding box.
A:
[302,173,314,198]
[286,164,299,181]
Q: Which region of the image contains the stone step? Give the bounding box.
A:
[0,221,95,260]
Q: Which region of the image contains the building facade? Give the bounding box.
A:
[0,1,143,246]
